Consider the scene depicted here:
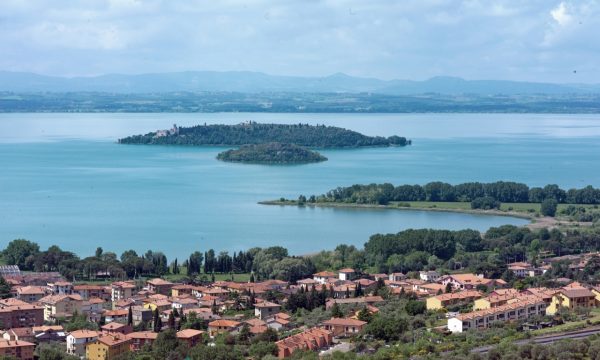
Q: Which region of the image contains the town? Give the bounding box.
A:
[2,246,600,360]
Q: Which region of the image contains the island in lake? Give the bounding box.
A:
[217,142,327,164]
[118,122,411,148]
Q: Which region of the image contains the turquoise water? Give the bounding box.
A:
[2,113,600,259]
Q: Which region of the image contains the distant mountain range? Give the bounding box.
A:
[1,71,599,95]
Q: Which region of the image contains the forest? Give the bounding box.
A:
[118,122,409,148]
[216,142,327,164]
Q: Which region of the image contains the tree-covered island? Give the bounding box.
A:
[217,142,327,164]
[118,122,410,148]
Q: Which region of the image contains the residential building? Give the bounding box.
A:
[86,334,131,360]
[547,285,597,315]
[176,329,204,347]
[128,331,158,351]
[426,290,483,311]
[207,319,241,337]
[67,330,99,357]
[439,274,504,291]
[389,273,406,282]
[146,278,173,295]
[321,317,367,337]
[15,286,46,303]
[47,281,73,295]
[111,282,136,302]
[0,299,44,329]
[101,322,132,335]
[313,271,337,285]
[1,328,34,343]
[419,271,441,282]
[275,327,332,358]
[38,294,83,322]
[73,284,107,300]
[0,340,35,360]
[338,268,356,281]
[448,296,547,333]
[254,301,282,320]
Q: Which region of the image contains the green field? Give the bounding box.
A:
[392,201,596,215]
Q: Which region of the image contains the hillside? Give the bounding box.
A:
[217,142,327,164]
[2,71,599,95]
[118,122,410,148]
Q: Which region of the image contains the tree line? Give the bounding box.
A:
[305,182,600,205]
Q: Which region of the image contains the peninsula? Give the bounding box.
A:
[118,122,410,148]
[217,142,327,164]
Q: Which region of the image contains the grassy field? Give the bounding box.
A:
[532,308,600,335]
[393,201,596,215]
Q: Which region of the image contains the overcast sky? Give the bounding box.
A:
[1,0,599,82]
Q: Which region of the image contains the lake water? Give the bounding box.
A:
[2,113,600,260]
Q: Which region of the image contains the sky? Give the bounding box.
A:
[1,0,599,83]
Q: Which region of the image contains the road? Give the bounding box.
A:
[471,326,600,354]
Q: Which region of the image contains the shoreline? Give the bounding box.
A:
[258,199,537,221]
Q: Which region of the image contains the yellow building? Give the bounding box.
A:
[425,290,482,311]
[547,286,596,315]
[86,335,131,360]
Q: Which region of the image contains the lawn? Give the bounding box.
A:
[532,309,600,336]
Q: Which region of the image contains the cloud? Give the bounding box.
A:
[0,0,599,82]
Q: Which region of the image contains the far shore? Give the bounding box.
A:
[258,200,566,229]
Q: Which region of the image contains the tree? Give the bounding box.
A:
[249,342,278,358]
[153,308,162,332]
[0,277,11,299]
[127,306,133,326]
[2,239,40,270]
[152,329,183,359]
[541,198,558,217]
[168,311,175,329]
[331,302,343,318]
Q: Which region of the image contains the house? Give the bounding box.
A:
[507,263,531,278]
[321,318,367,337]
[207,319,241,337]
[15,286,46,303]
[419,271,441,282]
[74,284,107,300]
[266,313,291,331]
[67,330,99,357]
[331,284,356,299]
[47,281,73,295]
[0,340,35,360]
[111,282,136,302]
[426,290,483,311]
[176,329,204,347]
[338,268,356,281]
[275,327,333,358]
[171,284,195,297]
[171,297,198,310]
[254,301,282,320]
[439,274,502,291]
[389,273,407,282]
[297,278,319,290]
[0,299,44,329]
[31,325,65,343]
[101,322,132,335]
[39,294,83,322]
[104,309,129,324]
[128,331,158,351]
[547,285,597,315]
[143,299,172,313]
[1,328,34,343]
[86,334,131,360]
[313,271,337,285]
[131,306,153,325]
[146,278,174,295]
[448,296,547,333]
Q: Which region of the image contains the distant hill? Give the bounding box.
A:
[1,71,599,95]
